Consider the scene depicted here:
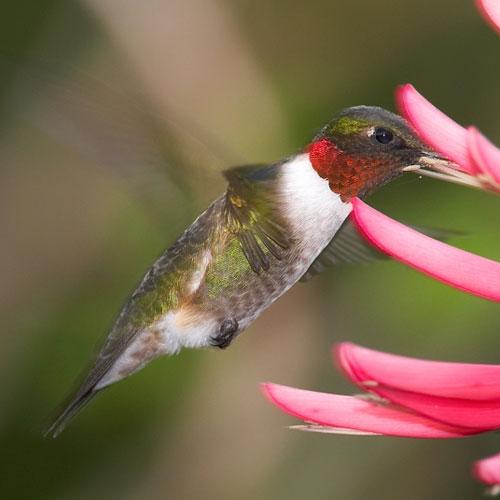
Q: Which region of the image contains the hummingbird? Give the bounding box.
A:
[47,105,452,436]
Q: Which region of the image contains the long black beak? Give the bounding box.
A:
[401,150,484,190]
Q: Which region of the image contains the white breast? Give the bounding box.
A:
[278,153,352,252]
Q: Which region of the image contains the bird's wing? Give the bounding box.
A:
[4,58,236,229]
[300,217,461,282]
[222,164,290,274]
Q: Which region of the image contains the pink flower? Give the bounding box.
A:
[336,343,500,430]
[350,1,500,303]
[262,0,500,494]
[262,384,477,439]
[351,198,500,302]
[477,0,500,34]
[262,342,500,437]
[262,342,500,490]
[474,453,500,495]
[347,83,500,303]
[395,83,500,192]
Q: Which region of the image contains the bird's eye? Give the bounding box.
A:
[374,127,394,144]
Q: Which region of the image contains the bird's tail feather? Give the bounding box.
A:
[44,388,99,438]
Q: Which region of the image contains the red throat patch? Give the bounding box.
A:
[308,139,391,201]
[308,139,341,180]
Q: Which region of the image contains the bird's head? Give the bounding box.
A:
[308,106,452,200]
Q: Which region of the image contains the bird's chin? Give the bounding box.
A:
[401,155,484,191]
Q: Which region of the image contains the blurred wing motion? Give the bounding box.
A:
[300,218,383,281]
[301,219,462,282]
[1,58,237,225]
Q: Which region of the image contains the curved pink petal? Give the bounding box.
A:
[261,383,477,438]
[336,342,500,401]
[363,385,500,430]
[476,0,500,34]
[351,198,500,302]
[474,452,500,487]
[395,84,475,173]
[336,343,500,430]
[468,126,500,186]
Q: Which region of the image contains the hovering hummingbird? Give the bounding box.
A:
[47,105,453,436]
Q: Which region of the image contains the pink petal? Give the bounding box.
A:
[395,84,475,173]
[468,126,500,186]
[474,452,500,487]
[476,0,500,34]
[351,197,500,302]
[336,343,500,430]
[261,383,477,438]
[364,385,500,431]
[336,342,500,401]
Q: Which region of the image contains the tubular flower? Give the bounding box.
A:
[263,342,500,437]
[352,3,500,300]
[262,342,500,491]
[348,83,500,303]
[351,198,500,302]
[263,0,500,494]
[335,343,500,430]
[474,452,500,495]
[395,83,500,192]
[477,0,500,34]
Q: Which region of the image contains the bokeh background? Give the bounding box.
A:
[1,1,499,499]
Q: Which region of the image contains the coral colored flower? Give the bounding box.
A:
[262,343,500,491]
[361,3,500,300]
[477,0,500,34]
[346,84,500,303]
[262,342,500,437]
[474,452,500,495]
[262,383,478,439]
[395,83,500,192]
[335,342,500,430]
[351,198,500,302]
[264,2,500,491]
[468,125,500,186]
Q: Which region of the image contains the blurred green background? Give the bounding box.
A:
[1,1,499,499]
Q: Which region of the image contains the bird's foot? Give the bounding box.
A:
[210,318,239,349]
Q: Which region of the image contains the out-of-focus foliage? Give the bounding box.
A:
[0,1,499,499]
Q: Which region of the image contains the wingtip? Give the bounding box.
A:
[43,420,64,439]
[43,388,98,438]
[43,411,72,438]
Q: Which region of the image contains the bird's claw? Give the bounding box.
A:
[210,318,239,349]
